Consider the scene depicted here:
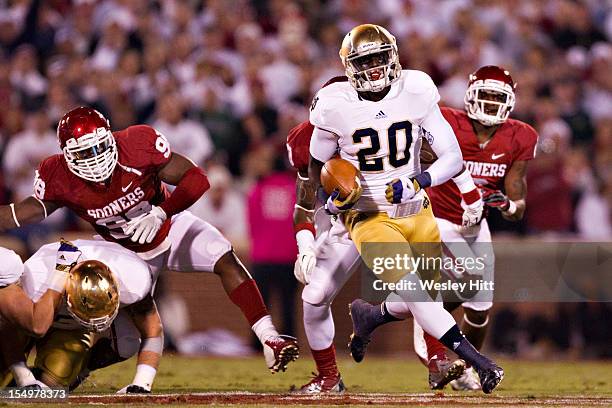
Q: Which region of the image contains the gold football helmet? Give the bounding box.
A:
[339,24,402,92]
[65,260,120,332]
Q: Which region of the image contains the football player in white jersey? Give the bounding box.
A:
[308,24,503,393]
[11,240,163,393]
[0,246,68,388]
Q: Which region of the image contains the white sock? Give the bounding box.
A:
[251,315,279,344]
[384,292,413,319]
[10,362,36,386]
[303,301,335,350]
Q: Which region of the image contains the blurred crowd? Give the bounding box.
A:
[0,0,610,355]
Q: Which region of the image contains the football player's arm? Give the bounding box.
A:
[120,295,163,393]
[0,197,59,232]
[501,160,528,221]
[293,169,317,284]
[126,153,210,244]
[0,285,64,337]
[417,105,463,188]
[157,152,210,215]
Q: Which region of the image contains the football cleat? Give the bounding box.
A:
[475,362,504,394]
[348,299,380,362]
[297,373,346,394]
[264,335,299,373]
[451,366,482,391]
[428,354,466,390]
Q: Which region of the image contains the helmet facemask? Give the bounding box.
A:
[345,45,400,93]
[465,80,515,127]
[62,127,118,183]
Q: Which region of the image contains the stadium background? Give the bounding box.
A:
[0,0,610,360]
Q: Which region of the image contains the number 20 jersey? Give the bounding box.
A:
[309,69,440,212]
[34,125,171,253]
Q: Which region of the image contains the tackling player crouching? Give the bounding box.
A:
[0,107,298,374]
[0,246,67,389]
[7,239,162,393]
[307,24,503,393]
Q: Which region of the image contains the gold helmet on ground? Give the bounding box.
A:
[65,260,120,332]
[339,24,402,92]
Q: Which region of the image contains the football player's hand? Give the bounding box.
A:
[56,239,82,272]
[125,206,167,244]
[462,197,484,227]
[385,176,420,204]
[294,248,316,285]
[325,186,362,215]
[482,190,510,211]
[21,379,50,389]
[116,384,151,394]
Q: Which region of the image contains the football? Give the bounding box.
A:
[321,158,361,199]
[420,137,438,166]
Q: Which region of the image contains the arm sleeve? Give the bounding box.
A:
[309,127,338,163]
[159,167,210,217]
[420,105,463,187]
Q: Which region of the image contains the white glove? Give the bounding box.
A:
[294,249,316,285]
[385,175,419,204]
[23,379,50,389]
[462,197,484,227]
[125,206,167,244]
[294,229,316,285]
[116,384,151,394]
[56,239,82,272]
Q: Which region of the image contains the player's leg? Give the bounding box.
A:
[451,218,495,391]
[33,328,94,387]
[348,206,503,393]
[299,231,359,393]
[164,211,298,373]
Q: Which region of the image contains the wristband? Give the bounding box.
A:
[10,362,36,386]
[413,172,432,189]
[47,270,69,292]
[502,200,517,216]
[132,364,157,389]
[452,169,478,194]
[296,229,315,253]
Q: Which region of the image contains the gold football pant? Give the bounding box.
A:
[344,194,442,287]
[34,328,94,387]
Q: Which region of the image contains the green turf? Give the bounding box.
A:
[74,354,611,397]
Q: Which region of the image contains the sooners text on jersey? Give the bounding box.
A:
[34,125,172,253]
[428,107,538,225]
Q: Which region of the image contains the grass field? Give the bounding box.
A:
[14,354,607,407]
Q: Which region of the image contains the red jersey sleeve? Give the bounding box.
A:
[514,122,539,161]
[34,155,67,203]
[286,121,314,173]
[117,125,172,170]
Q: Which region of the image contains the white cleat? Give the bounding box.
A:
[450,366,482,391]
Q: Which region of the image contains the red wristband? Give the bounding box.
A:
[160,167,210,217]
[462,189,481,205]
[294,222,316,235]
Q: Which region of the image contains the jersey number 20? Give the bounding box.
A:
[352,121,413,172]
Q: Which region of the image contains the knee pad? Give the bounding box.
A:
[463,307,490,327]
[302,281,333,307]
[34,330,93,387]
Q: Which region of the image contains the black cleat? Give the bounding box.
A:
[475,363,504,394]
[348,299,380,363]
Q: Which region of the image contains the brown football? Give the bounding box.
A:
[420,137,438,167]
[321,158,360,199]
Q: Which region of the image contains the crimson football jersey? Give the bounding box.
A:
[428,107,538,225]
[34,125,172,253]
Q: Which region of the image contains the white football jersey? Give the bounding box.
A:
[22,240,152,329]
[309,70,440,212]
[0,247,24,287]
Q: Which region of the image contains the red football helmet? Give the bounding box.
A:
[57,107,118,182]
[464,65,516,127]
